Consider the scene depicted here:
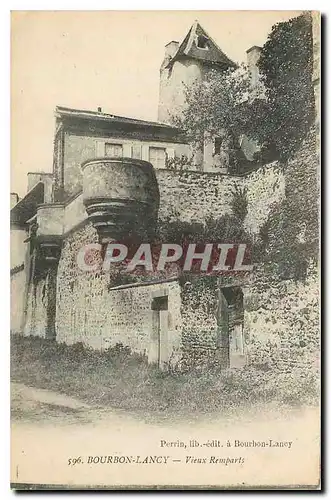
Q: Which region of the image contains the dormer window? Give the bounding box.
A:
[196,35,209,50]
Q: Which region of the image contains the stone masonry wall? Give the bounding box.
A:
[156,169,240,224]
[22,157,300,369]
[24,274,48,339]
[55,222,185,363]
[241,130,319,373]
[180,278,219,350]
[55,221,228,363]
[158,59,202,125]
[178,277,221,371]
[243,266,319,372]
[244,163,285,234]
[10,269,26,334]
[23,162,285,350]
[156,164,285,232]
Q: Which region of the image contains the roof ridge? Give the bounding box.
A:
[55,105,182,130]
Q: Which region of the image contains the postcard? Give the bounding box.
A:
[10,10,320,490]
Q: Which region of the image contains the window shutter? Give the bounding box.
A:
[123,143,132,158]
[166,148,175,159]
[105,143,123,158]
[131,144,142,160]
[141,145,149,161]
[96,140,105,157]
[149,147,166,169]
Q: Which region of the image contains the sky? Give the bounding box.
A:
[11,10,302,197]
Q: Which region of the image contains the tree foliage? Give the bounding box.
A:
[175,13,314,166]
[252,12,314,162]
[172,65,251,144]
[256,130,318,280]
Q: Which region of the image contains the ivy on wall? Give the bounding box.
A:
[256,130,318,280]
[250,13,314,163]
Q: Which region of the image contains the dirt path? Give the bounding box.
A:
[11,381,157,426]
[11,380,320,429]
[11,382,320,489]
[11,382,93,424]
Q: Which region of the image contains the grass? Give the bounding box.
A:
[11,334,319,415]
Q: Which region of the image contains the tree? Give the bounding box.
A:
[172,65,252,149]
[252,12,314,162]
[174,13,314,166]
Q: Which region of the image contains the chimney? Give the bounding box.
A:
[164,41,179,60]
[158,40,179,123]
[246,46,262,88]
[10,193,19,209]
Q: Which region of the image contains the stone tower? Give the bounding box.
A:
[158,21,236,125]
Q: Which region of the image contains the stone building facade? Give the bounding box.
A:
[10,19,319,371]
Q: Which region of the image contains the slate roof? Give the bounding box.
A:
[55,106,180,132]
[10,182,45,225]
[167,21,237,69]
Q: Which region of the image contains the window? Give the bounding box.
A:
[105,143,123,158]
[196,35,209,50]
[151,296,168,311]
[149,147,166,169]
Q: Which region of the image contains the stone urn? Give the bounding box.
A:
[81,157,160,243]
